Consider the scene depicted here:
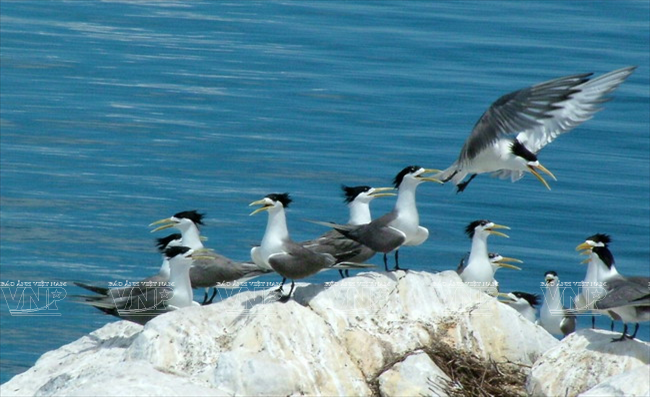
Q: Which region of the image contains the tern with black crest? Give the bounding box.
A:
[498,291,540,323]
[301,185,395,278]
[250,193,374,302]
[539,271,577,338]
[457,220,521,295]
[435,66,636,192]
[150,210,273,304]
[576,234,650,341]
[312,166,442,271]
[75,246,199,325]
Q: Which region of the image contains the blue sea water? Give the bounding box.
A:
[1,0,648,384]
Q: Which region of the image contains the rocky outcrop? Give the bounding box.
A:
[2,270,645,396]
[526,329,650,397]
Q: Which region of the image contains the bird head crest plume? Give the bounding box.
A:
[172,210,206,226]
[342,185,371,204]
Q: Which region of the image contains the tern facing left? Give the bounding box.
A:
[250,193,374,302]
[75,246,199,325]
[436,66,636,192]
[577,234,650,341]
[498,291,540,323]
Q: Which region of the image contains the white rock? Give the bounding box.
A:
[378,351,451,397]
[1,321,142,397]
[306,270,558,377]
[527,329,650,397]
[0,271,569,397]
[579,365,650,397]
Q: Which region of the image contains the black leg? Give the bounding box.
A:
[339,269,345,279]
[591,316,595,329]
[201,288,209,305]
[344,269,350,278]
[383,254,389,272]
[393,250,408,271]
[631,323,640,339]
[279,280,295,303]
[441,170,457,183]
[275,278,286,295]
[456,174,477,194]
[206,287,218,305]
[610,321,615,332]
[611,323,630,342]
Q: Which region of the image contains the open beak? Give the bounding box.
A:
[497,292,516,303]
[149,217,177,233]
[494,256,523,270]
[369,187,397,198]
[249,199,271,216]
[488,223,510,238]
[418,168,444,184]
[575,242,593,260]
[528,163,556,190]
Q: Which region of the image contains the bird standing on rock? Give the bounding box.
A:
[576,234,650,341]
[300,185,395,278]
[457,220,521,295]
[312,166,442,272]
[150,210,273,304]
[250,193,374,302]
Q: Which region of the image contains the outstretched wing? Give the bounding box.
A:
[458,67,635,166]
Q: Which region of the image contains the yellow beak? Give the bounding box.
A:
[418,169,444,184]
[575,242,593,251]
[149,218,176,233]
[488,223,510,238]
[249,199,271,216]
[497,292,516,303]
[369,187,397,198]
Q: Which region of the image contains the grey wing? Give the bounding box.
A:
[268,241,335,280]
[518,66,635,154]
[78,286,172,325]
[303,229,374,263]
[456,252,470,275]
[459,67,635,165]
[560,310,577,336]
[190,253,272,288]
[338,212,405,253]
[594,277,650,310]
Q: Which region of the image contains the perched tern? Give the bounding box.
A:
[300,185,395,278]
[576,234,650,341]
[539,271,577,338]
[74,233,183,301]
[313,166,442,271]
[456,220,520,295]
[436,66,636,192]
[498,291,540,323]
[75,246,199,325]
[150,210,273,304]
[250,193,374,302]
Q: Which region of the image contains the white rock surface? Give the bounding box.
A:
[4,270,641,397]
[527,329,650,397]
[579,364,650,397]
[377,351,450,397]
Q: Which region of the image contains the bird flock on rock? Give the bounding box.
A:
[74,66,648,341]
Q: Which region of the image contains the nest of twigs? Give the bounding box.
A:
[423,339,529,397]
